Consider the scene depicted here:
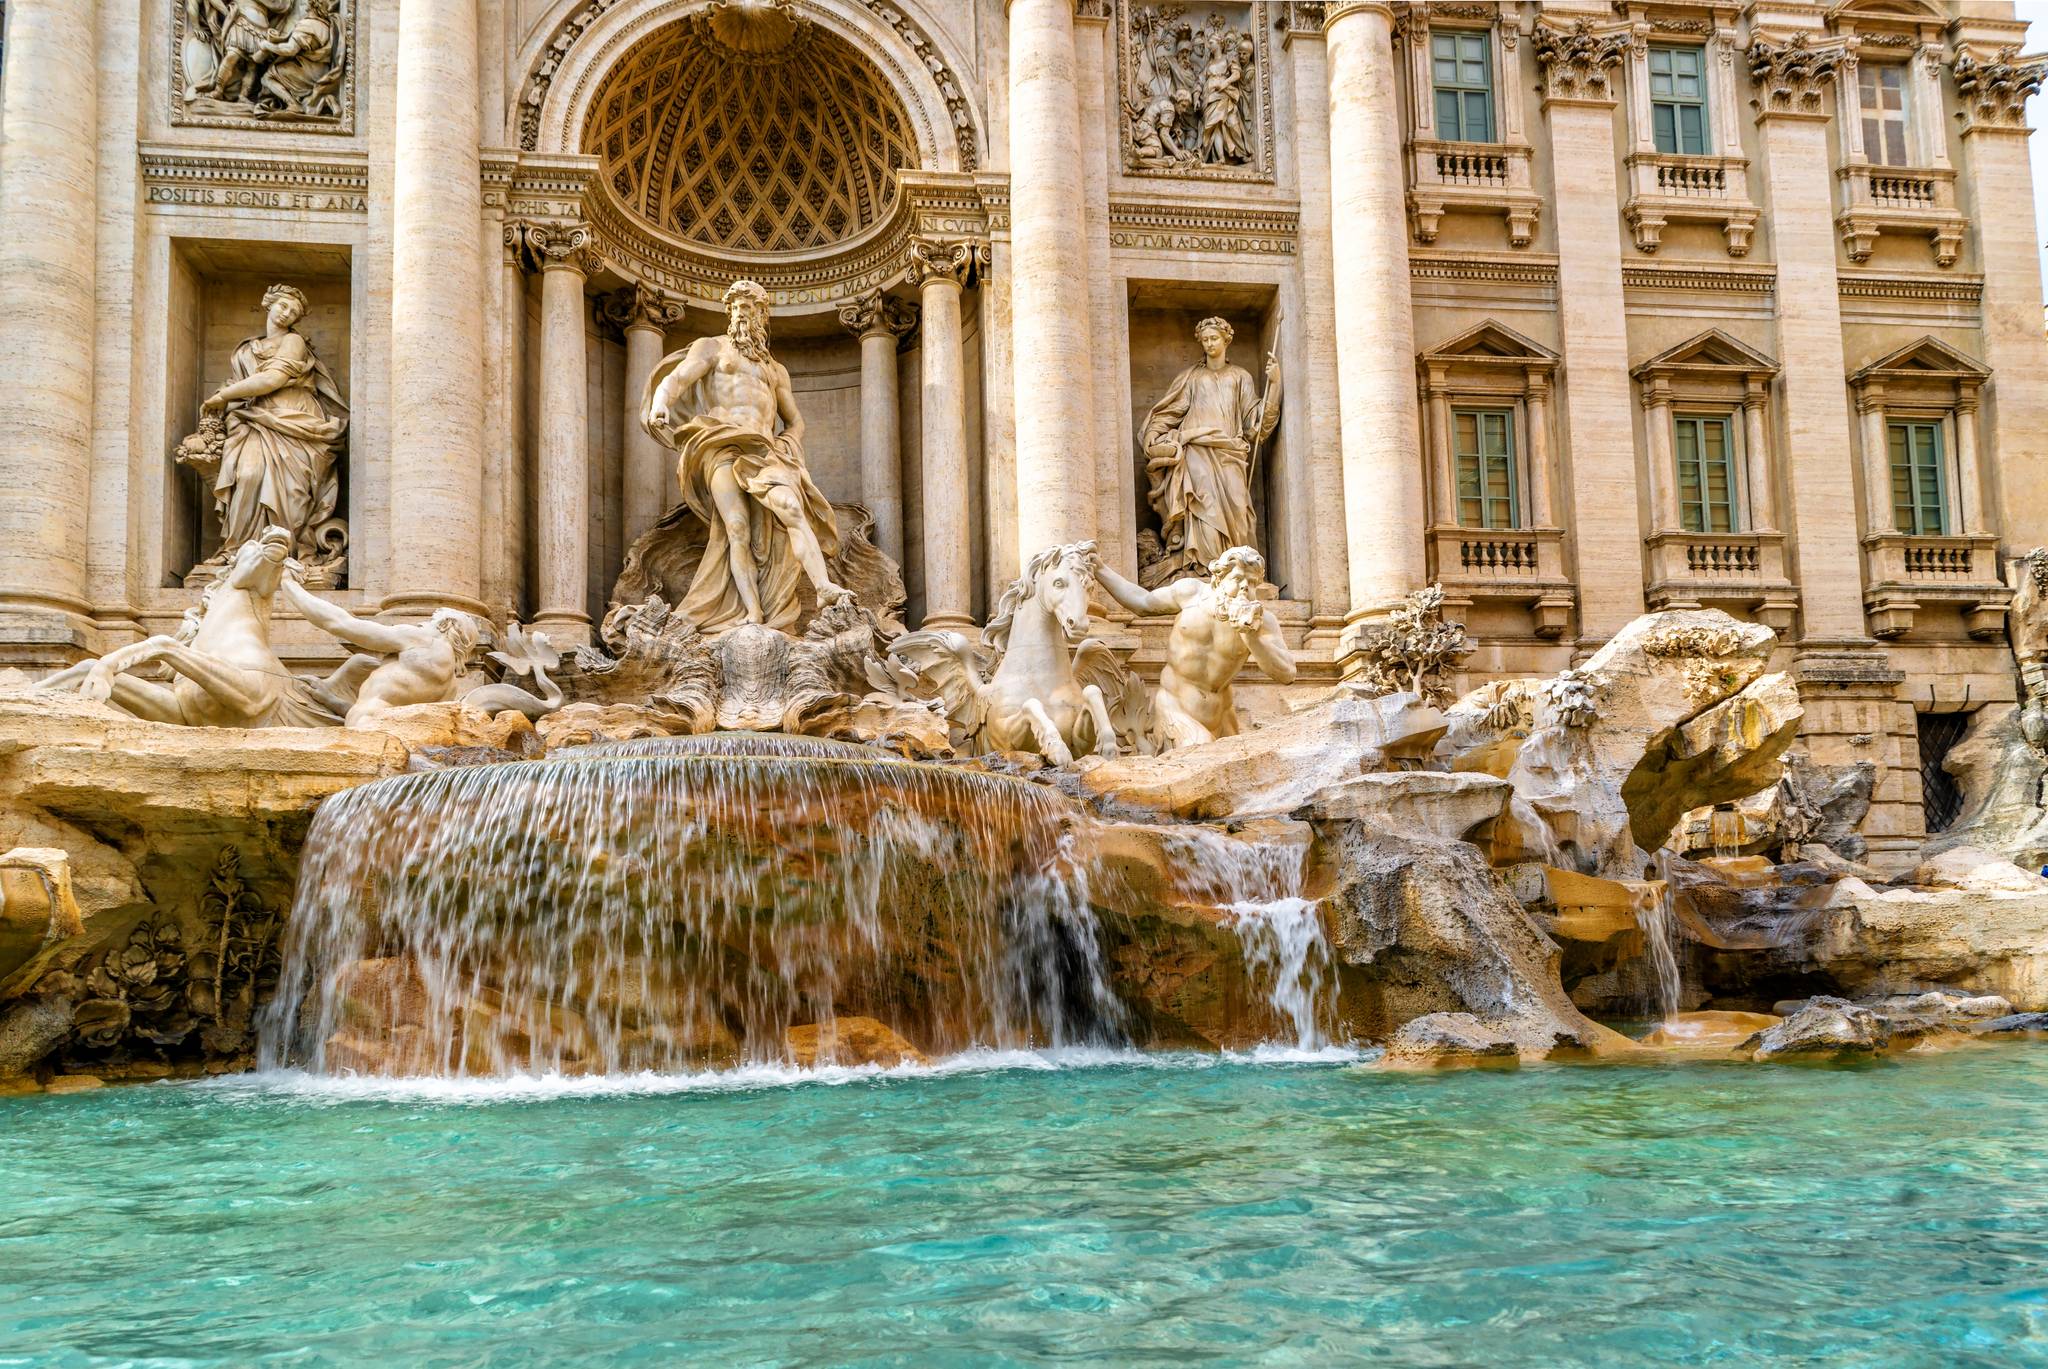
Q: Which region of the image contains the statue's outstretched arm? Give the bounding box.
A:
[1095,563,1179,617]
[281,576,414,656]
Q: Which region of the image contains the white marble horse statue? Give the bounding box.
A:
[889,540,1130,766]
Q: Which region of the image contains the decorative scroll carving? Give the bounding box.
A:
[173,0,354,133]
[1532,18,1630,103]
[905,235,988,289]
[1117,2,1274,181]
[600,282,688,336]
[1952,45,2048,132]
[837,290,918,341]
[1747,34,1844,116]
[513,219,599,276]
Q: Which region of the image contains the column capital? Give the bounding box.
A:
[1746,33,1847,122]
[599,281,686,334]
[1952,44,2047,137]
[837,289,919,341]
[1533,17,1630,106]
[513,219,597,275]
[906,235,987,289]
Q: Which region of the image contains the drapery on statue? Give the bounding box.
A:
[1093,546,1296,750]
[179,0,350,122]
[176,284,349,587]
[642,279,853,634]
[2013,548,2048,752]
[1140,316,1280,586]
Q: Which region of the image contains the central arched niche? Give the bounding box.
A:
[583,6,918,257]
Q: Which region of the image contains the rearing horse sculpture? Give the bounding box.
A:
[890,541,1130,766]
[40,527,340,728]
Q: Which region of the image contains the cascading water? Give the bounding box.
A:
[1143,827,1340,1051]
[1637,852,1685,1023]
[259,734,1125,1076]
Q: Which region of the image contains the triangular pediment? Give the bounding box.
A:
[1422,320,1559,365]
[1828,0,1942,22]
[1632,328,1779,380]
[1853,335,1991,382]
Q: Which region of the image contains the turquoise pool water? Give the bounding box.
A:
[3,1049,2046,1367]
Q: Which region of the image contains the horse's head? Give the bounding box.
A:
[1032,540,1099,640]
[223,527,293,596]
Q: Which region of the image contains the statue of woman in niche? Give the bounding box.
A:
[177,283,350,587]
[1139,316,1280,586]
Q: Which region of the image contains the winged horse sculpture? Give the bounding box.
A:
[888,540,1132,766]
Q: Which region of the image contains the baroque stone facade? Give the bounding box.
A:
[0,0,2044,868]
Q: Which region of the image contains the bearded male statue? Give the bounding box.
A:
[1093,545,1296,750]
[642,279,853,634]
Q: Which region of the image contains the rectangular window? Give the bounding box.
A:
[1648,45,1710,155]
[1673,415,1739,534]
[1888,420,1948,535]
[1859,63,1911,167]
[1453,408,1518,529]
[1432,31,1494,143]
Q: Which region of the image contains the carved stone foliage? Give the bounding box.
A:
[1532,18,1629,103]
[1747,34,1844,116]
[599,282,688,337]
[173,0,354,134]
[1117,2,1273,181]
[1952,46,2048,132]
[905,235,988,289]
[837,290,918,340]
[46,848,283,1066]
[1350,585,1473,708]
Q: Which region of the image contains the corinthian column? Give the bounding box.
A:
[529,223,595,646]
[1325,2,1425,634]
[837,289,919,568]
[909,239,982,631]
[385,0,487,618]
[0,0,98,640]
[1007,0,1097,562]
[604,284,687,544]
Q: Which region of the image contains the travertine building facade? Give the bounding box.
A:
[0,0,2043,863]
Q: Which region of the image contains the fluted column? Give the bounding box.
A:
[386,0,486,617]
[1007,0,1097,561]
[909,240,981,632]
[837,290,919,568]
[529,223,594,646]
[1325,1,1426,633]
[603,284,687,544]
[0,0,98,636]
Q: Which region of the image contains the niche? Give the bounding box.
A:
[163,238,354,587]
[1125,281,1283,589]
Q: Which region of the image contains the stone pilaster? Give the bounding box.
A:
[908,238,984,632]
[527,222,596,646]
[0,0,99,654]
[837,289,919,570]
[1007,0,1098,563]
[1952,45,2048,551]
[385,0,487,618]
[1534,14,1644,645]
[603,283,688,546]
[1325,2,1425,643]
[1748,33,1869,648]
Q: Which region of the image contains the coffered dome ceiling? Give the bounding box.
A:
[583,12,918,256]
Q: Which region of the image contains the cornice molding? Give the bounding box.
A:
[138,144,369,214]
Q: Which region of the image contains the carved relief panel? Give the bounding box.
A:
[1116,2,1275,182]
[171,0,356,134]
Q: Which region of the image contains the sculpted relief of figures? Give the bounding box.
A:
[175,0,353,131]
[176,284,350,590]
[1139,316,1280,588]
[1121,3,1267,177]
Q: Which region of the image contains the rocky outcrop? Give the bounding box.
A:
[1380,1012,1521,1068]
[1080,686,1447,820]
[1742,996,1887,1060]
[1794,881,2048,1011]
[786,1018,929,1068]
[1315,824,1634,1060]
[1929,705,2048,873]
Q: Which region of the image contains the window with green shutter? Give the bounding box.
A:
[1432,31,1494,143]
[1888,420,1948,535]
[1673,414,1739,533]
[1648,46,1710,155]
[1453,409,1518,529]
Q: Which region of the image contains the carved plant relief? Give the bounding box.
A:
[1119,2,1272,180]
[173,0,355,133]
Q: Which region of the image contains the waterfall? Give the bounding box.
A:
[259,735,1125,1076]
[1143,827,1339,1052]
[1638,853,1685,1023]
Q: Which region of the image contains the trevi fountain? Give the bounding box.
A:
[4,0,2048,1362]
